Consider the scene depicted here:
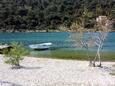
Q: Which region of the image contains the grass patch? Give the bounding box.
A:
[101,52,115,61]
[50,50,88,60]
[30,49,115,61]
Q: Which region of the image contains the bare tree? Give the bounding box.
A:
[91,16,112,67]
[70,0,113,67]
[70,16,113,67]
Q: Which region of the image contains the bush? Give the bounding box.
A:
[3,42,28,69]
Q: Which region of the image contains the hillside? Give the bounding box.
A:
[0,0,115,32]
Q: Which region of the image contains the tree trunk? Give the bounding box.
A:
[12,63,21,69]
[92,45,102,67]
[97,45,102,67]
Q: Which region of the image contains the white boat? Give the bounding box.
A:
[29,42,52,50]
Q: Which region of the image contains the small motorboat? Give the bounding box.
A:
[29,42,52,50]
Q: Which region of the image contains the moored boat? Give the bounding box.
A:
[29,42,52,50]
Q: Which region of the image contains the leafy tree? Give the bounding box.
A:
[3,42,28,69]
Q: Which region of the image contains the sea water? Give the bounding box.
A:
[0,32,115,56]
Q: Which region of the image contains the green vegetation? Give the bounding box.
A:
[0,0,115,32]
[3,42,28,69]
[31,49,115,61]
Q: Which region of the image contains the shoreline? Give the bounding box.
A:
[0,29,115,33]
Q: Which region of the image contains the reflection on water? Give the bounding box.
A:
[30,50,52,57]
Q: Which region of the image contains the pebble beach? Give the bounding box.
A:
[0,55,115,86]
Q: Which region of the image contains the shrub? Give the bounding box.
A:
[3,42,28,69]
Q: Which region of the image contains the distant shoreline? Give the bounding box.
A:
[0,30,115,33]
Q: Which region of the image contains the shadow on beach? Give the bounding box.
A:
[11,65,42,70]
[0,80,22,86]
[22,66,42,70]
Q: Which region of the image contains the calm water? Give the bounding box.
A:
[0,32,115,52]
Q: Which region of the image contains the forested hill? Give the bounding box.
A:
[0,0,115,32]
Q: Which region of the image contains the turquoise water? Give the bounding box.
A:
[0,32,115,52]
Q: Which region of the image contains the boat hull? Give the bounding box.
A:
[29,42,52,50]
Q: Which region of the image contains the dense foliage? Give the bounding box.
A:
[0,0,115,32]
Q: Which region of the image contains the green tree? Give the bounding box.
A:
[3,42,28,69]
[0,0,115,32]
